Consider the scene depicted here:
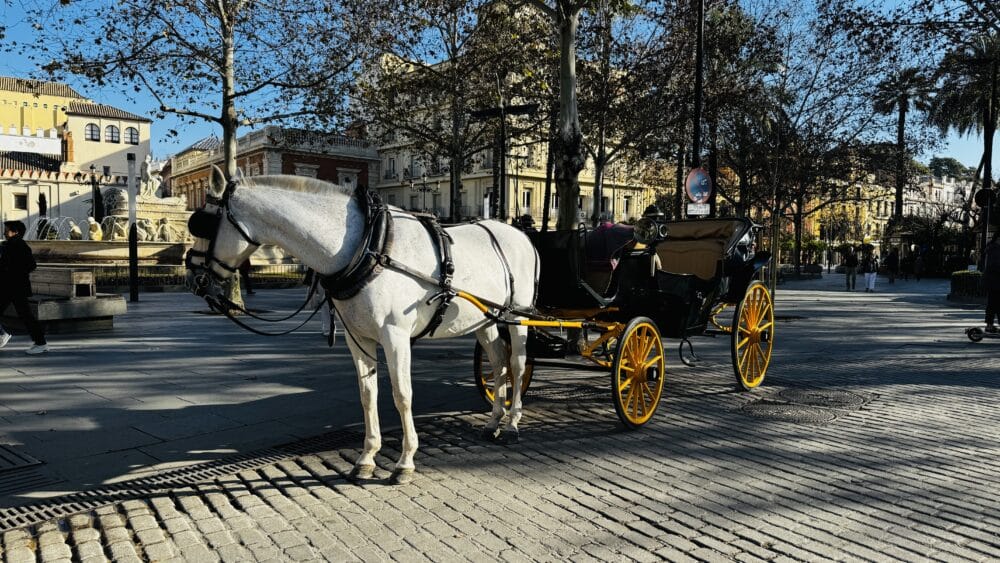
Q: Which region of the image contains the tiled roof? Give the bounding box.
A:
[0,151,62,172]
[179,135,221,154]
[0,76,85,99]
[66,101,151,122]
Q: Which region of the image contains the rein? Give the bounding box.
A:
[205,291,327,337]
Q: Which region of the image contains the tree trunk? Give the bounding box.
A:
[554,6,586,231]
[793,193,804,274]
[221,17,243,311]
[675,143,685,219]
[894,99,906,221]
[449,103,463,222]
[708,117,718,217]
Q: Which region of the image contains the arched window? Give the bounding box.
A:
[85,123,100,141]
[125,127,139,145]
[105,125,120,143]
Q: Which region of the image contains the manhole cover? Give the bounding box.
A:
[778,388,867,410]
[0,444,41,473]
[741,402,837,424]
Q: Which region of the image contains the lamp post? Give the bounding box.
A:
[415,173,440,214]
[81,164,107,222]
[126,154,139,302]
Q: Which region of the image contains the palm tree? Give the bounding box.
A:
[929,35,999,192]
[874,67,933,223]
[928,33,1000,252]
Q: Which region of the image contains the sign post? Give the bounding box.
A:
[685,167,712,217]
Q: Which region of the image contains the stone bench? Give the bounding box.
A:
[2,267,127,333]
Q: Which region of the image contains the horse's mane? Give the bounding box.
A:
[242,175,354,197]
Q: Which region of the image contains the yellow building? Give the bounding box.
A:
[0,76,151,229]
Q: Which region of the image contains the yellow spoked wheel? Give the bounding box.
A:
[473,341,534,408]
[611,317,665,429]
[731,281,774,390]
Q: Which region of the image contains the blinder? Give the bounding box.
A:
[188,210,221,240]
[185,179,259,296]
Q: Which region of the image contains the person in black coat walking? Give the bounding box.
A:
[0,221,48,354]
[982,231,1000,333]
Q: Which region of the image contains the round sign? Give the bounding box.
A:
[685,168,712,204]
[974,188,997,207]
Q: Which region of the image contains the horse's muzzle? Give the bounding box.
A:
[185,268,213,298]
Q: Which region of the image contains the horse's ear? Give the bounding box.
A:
[233,167,245,181]
[209,165,226,197]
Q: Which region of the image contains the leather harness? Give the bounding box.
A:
[319,185,482,340]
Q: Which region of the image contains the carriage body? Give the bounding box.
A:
[617,218,770,339]
[474,217,775,428]
[528,218,770,335]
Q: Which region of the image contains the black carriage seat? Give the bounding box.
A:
[582,223,635,295]
[654,219,753,281]
[647,219,755,337]
[529,226,635,310]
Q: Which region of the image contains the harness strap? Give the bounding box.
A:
[321,185,394,300]
[411,214,457,340]
[475,222,516,310]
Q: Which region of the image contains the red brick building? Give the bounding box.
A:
[170,126,378,210]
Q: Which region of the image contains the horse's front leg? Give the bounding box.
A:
[501,324,529,444]
[345,333,380,480]
[381,325,418,484]
[476,325,508,439]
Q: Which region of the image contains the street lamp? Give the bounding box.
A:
[414,173,440,214]
[77,164,107,221]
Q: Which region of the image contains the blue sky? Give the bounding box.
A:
[1,1,995,175]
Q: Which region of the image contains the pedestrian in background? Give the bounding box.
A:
[914,254,925,282]
[861,250,879,293]
[0,221,48,354]
[981,231,1000,333]
[843,247,859,291]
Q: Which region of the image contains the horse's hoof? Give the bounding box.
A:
[390,468,415,485]
[349,464,376,481]
[498,429,520,445]
[481,426,499,441]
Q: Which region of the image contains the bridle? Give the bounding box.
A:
[185,178,261,298]
[184,177,330,337]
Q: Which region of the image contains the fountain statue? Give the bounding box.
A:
[87,217,103,241]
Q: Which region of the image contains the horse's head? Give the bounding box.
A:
[185,166,260,300]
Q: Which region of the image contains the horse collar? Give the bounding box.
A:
[321,186,394,300]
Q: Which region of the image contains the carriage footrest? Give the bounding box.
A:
[702,329,726,338]
[527,329,568,358]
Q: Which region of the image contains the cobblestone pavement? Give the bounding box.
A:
[0,275,998,562]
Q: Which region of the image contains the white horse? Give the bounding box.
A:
[185,167,538,483]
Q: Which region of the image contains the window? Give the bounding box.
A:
[13,194,28,210]
[521,189,531,209]
[105,125,120,143]
[125,127,139,145]
[551,192,560,209]
[85,123,100,141]
[623,196,631,217]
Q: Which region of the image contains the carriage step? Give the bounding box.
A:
[702,329,727,338]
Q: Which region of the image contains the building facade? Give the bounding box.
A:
[374,140,655,225]
[170,126,379,211]
[0,76,151,229]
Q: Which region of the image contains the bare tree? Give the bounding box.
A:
[16,0,388,307]
[354,0,550,221]
[19,0,387,178]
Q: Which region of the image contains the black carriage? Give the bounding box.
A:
[473,216,774,428]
